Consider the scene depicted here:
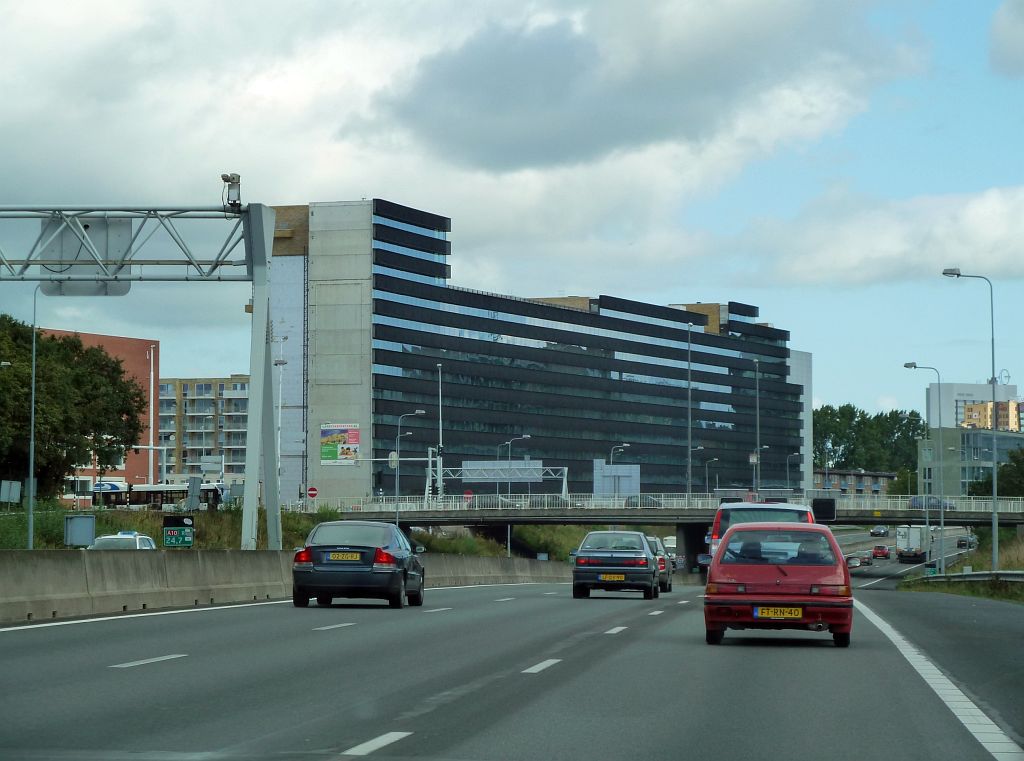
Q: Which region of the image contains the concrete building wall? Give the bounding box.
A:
[926,382,1017,428]
[306,201,375,501]
[270,252,307,505]
[789,350,813,493]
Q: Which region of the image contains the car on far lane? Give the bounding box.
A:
[704,523,856,647]
[957,534,979,549]
[646,535,673,593]
[292,520,425,609]
[87,531,157,550]
[856,550,873,566]
[908,496,956,511]
[869,525,889,537]
[572,530,659,600]
[872,544,891,560]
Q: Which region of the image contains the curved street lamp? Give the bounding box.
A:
[610,443,629,463]
[905,362,944,572]
[395,409,426,501]
[943,267,999,571]
[704,457,719,493]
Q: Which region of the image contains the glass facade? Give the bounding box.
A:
[366,202,803,496]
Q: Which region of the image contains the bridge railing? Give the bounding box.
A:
[289,492,1024,515]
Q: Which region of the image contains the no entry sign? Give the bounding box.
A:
[307,486,318,499]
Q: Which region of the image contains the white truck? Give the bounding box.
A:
[896,525,929,563]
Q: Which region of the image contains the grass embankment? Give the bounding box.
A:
[898,528,1024,604]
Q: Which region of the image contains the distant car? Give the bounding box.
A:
[646,535,673,593]
[957,535,978,549]
[872,545,891,559]
[699,502,815,570]
[856,550,873,566]
[292,520,425,608]
[703,522,855,647]
[869,525,889,537]
[87,531,157,550]
[908,496,956,511]
[572,530,659,600]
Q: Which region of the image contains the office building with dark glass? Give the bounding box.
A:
[269,199,810,504]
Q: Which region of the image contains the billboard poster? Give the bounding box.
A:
[321,423,360,466]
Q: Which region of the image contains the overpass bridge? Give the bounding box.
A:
[316,492,1024,572]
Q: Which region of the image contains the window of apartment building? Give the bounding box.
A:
[182,383,189,397]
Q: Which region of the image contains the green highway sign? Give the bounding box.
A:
[163,526,194,547]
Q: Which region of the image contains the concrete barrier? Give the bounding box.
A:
[0,550,570,625]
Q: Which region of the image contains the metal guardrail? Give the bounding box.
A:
[923,571,1024,584]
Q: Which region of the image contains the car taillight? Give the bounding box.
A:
[658,557,666,571]
[621,557,648,567]
[576,556,601,566]
[804,512,813,523]
[293,548,313,567]
[373,547,397,569]
[811,584,850,596]
[705,582,744,593]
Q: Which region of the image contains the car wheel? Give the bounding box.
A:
[316,595,332,607]
[833,632,851,648]
[292,588,310,608]
[666,576,673,593]
[408,576,425,606]
[389,576,406,609]
[572,584,590,599]
[643,583,655,600]
[706,628,724,645]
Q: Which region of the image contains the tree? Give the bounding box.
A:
[968,446,1024,498]
[0,314,147,498]
[813,404,925,473]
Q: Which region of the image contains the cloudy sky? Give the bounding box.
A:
[1,0,1022,415]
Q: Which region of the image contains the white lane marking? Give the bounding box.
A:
[424,607,452,613]
[1,599,291,633]
[522,659,561,674]
[855,600,1024,759]
[649,610,665,616]
[313,622,356,631]
[543,592,559,595]
[857,563,923,588]
[677,600,690,605]
[110,654,188,669]
[605,626,628,635]
[341,731,412,756]
[495,597,515,602]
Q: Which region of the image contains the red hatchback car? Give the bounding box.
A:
[703,523,854,648]
[872,544,891,560]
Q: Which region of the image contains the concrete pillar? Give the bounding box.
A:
[677,523,708,575]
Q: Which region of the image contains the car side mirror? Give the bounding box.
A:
[846,556,861,569]
[569,549,577,557]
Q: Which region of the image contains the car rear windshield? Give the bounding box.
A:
[720,507,809,533]
[310,524,392,547]
[720,530,836,566]
[90,537,137,549]
[580,532,645,551]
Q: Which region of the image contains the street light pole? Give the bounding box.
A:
[610,443,629,464]
[704,457,718,494]
[436,363,443,499]
[905,362,945,573]
[395,409,426,499]
[786,452,800,491]
[28,284,41,550]
[502,434,531,496]
[943,267,999,570]
[753,359,762,492]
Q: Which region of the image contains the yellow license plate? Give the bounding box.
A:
[599,574,626,581]
[755,606,802,619]
[329,552,360,561]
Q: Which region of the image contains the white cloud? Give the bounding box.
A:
[991,0,1024,77]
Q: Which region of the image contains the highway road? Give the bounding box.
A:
[1,579,1022,760]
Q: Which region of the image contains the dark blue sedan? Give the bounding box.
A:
[571,530,660,599]
[292,520,425,608]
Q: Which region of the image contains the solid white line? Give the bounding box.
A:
[522,659,561,674]
[110,653,188,669]
[605,626,628,635]
[313,622,356,631]
[341,731,412,756]
[0,599,291,633]
[648,610,664,616]
[494,597,515,602]
[424,607,452,613]
[855,599,1024,759]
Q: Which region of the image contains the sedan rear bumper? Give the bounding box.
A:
[704,597,853,632]
[573,570,654,592]
[294,567,402,599]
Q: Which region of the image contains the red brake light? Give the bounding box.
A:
[621,557,648,567]
[658,557,666,571]
[293,548,313,565]
[373,547,397,568]
[576,556,601,566]
[804,512,813,523]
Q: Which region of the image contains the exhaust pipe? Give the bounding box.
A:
[809,623,826,632]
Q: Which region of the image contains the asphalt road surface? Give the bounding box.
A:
[1,579,1021,760]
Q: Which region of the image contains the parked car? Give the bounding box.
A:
[869,525,889,537]
[872,544,891,559]
[571,530,659,600]
[703,522,855,647]
[87,531,157,550]
[908,496,956,511]
[292,520,425,608]
[699,502,815,571]
[646,535,673,593]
